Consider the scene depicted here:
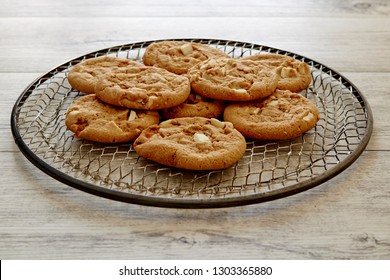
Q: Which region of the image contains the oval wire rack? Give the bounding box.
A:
[11,39,373,208]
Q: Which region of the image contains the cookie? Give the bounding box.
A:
[160,92,225,119]
[188,58,279,101]
[143,40,230,75]
[223,90,320,140]
[68,56,142,94]
[65,94,160,143]
[95,66,191,110]
[133,117,247,170]
[242,53,311,92]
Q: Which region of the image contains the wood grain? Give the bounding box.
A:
[1,0,389,17]
[1,17,389,73]
[1,151,389,259]
[0,0,389,260]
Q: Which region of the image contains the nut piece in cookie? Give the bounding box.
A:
[143,41,230,75]
[95,66,191,110]
[68,56,143,94]
[160,92,225,119]
[133,117,247,170]
[188,58,279,101]
[65,94,160,143]
[223,90,320,140]
[242,53,311,92]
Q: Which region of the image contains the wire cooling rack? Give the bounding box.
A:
[11,39,373,208]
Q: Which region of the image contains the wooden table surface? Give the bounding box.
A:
[1,0,389,259]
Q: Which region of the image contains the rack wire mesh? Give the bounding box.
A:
[11,39,373,208]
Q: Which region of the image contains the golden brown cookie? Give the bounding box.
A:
[133,117,247,170]
[94,66,191,110]
[143,40,230,75]
[160,92,225,119]
[223,90,320,140]
[67,56,142,94]
[65,94,160,143]
[242,53,311,92]
[188,58,279,101]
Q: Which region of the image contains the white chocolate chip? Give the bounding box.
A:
[280,67,289,78]
[206,59,217,68]
[193,133,211,143]
[67,110,81,123]
[180,43,194,55]
[210,118,225,128]
[128,110,137,121]
[145,96,158,108]
[234,88,248,94]
[250,108,261,115]
[280,67,297,78]
[267,100,279,107]
[303,112,314,122]
[67,110,79,118]
[105,121,123,133]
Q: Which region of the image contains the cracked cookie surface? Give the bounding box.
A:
[160,92,225,119]
[188,57,279,101]
[223,90,320,140]
[242,53,311,92]
[65,94,160,143]
[95,66,191,110]
[68,56,142,94]
[133,117,247,170]
[143,40,230,75]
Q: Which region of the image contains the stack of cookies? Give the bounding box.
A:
[65,40,319,170]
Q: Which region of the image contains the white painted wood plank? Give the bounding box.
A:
[0,151,389,259]
[1,0,389,18]
[0,17,389,72]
